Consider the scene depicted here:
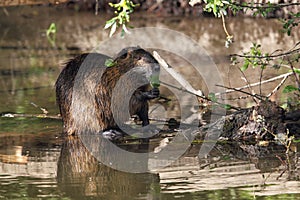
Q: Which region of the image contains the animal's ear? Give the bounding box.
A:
[127,46,139,54]
[115,46,143,61]
[115,48,129,60]
[119,51,128,59]
[127,46,144,60]
[127,48,134,55]
[116,47,135,59]
[126,48,136,59]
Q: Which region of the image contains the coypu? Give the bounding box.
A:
[55,47,160,137]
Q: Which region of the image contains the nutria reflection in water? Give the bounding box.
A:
[57,136,160,199]
[55,47,160,138]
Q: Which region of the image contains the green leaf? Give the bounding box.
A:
[122,24,130,34]
[105,59,115,67]
[46,23,56,47]
[46,23,56,36]
[220,8,227,16]
[105,0,138,37]
[108,2,115,7]
[213,3,217,16]
[283,85,298,93]
[223,104,232,110]
[208,92,217,102]
[287,28,291,36]
[109,22,117,37]
[150,74,160,88]
[104,18,116,29]
[294,68,300,75]
[241,60,249,71]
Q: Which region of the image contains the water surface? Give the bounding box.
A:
[0,6,300,200]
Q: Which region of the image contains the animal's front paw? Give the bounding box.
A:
[150,87,160,98]
[143,87,160,99]
[102,129,124,141]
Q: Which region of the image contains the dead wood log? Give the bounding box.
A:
[195,100,299,142]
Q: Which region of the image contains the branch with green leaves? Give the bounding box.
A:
[104,0,139,37]
[189,1,300,46]
[230,43,300,70]
[103,0,300,106]
[191,1,300,105]
[104,1,300,40]
[281,11,300,36]
[190,0,291,16]
[230,43,300,99]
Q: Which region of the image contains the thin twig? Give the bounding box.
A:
[95,0,99,15]
[288,59,300,89]
[259,68,264,96]
[267,73,289,98]
[231,2,300,10]
[215,72,293,95]
[216,84,264,100]
[238,67,257,104]
[160,80,240,111]
[30,102,49,115]
[222,95,252,101]
[160,80,205,100]
[221,12,232,39]
[230,47,300,59]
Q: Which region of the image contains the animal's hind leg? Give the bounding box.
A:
[136,104,150,127]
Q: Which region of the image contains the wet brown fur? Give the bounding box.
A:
[55,48,159,135]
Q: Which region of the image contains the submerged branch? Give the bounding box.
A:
[1,113,61,120]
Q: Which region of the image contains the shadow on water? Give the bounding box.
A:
[57,136,160,200]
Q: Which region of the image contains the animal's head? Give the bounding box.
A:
[114,47,160,88]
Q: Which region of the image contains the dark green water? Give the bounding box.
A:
[0,5,300,200]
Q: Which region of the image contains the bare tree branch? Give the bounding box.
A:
[215,72,293,95]
[230,47,300,60]
[153,51,204,98]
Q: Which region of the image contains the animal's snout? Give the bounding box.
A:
[152,64,160,72]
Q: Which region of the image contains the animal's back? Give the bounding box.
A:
[56,53,110,135]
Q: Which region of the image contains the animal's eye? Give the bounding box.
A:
[119,52,128,59]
